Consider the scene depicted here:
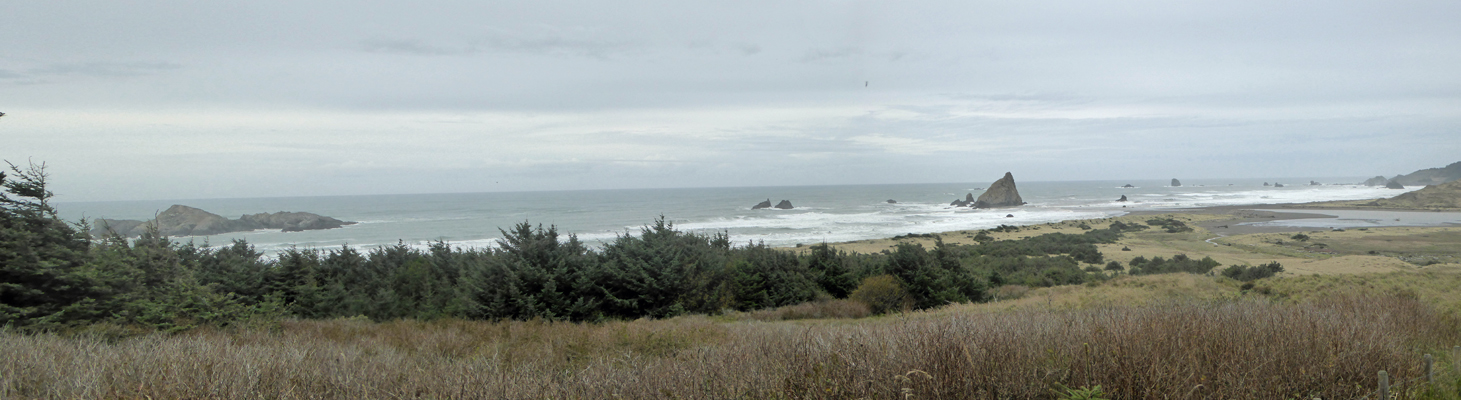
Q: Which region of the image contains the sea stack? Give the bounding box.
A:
[886,199,897,204]
[1264,182,1271,187]
[1117,195,1128,202]
[1385,180,1405,189]
[1171,178,1182,187]
[752,199,773,209]
[1363,176,1389,186]
[774,200,794,209]
[1121,184,1134,188]
[973,172,1024,208]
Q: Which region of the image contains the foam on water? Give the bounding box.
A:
[55,178,1424,255]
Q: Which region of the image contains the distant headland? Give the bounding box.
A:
[91,205,356,238]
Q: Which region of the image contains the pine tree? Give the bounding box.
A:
[805,243,857,298]
[0,161,95,328]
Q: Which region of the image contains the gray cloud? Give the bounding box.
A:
[800,47,862,63]
[361,39,463,56]
[30,62,181,78]
[1,0,1458,201]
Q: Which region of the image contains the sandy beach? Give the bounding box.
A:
[789,203,1461,276]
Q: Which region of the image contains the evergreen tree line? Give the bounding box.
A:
[2,162,1218,331]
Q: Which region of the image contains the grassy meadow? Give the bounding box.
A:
[7,209,1461,399]
[4,291,1458,399]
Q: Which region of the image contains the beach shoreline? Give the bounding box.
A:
[793,201,1461,254]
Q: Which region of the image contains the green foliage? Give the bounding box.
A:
[849,275,909,314]
[473,223,596,321]
[0,164,1176,329]
[1221,261,1284,282]
[0,161,95,329]
[1290,233,1311,241]
[595,216,730,319]
[884,239,985,309]
[1146,217,1194,233]
[1107,221,1149,232]
[1104,261,1124,271]
[1129,254,1222,275]
[805,243,858,299]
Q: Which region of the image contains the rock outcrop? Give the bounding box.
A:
[1121,184,1134,188]
[1363,176,1389,186]
[774,200,794,209]
[1264,182,1270,187]
[886,199,897,204]
[973,172,1024,208]
[91,205,355,238]
[752,199,773,210]
[238,211,353,232]
[1117,195,1128,202]
[1171,179,1182,187]
[965,193,975,203]
[1386,180,1405,189]
[1310,181,1321,186]
[1274,183,1285,187]
[950,199,968,207]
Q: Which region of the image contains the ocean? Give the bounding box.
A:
[55,177,1421,254]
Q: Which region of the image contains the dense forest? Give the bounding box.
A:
[2,162,1222,331]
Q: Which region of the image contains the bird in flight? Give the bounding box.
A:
[864,81,868,87]
[0,112,6,118]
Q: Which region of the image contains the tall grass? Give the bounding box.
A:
[2,295,1454,399]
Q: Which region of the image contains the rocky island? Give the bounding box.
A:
[91,205,355,238]
[973,172,1025,208]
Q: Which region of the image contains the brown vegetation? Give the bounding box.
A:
[3,294,1454,399]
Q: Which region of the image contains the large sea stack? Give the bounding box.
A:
[752,199,773,209]
[1363,176,1389,186]
[774,200,795,209]
[973,172,1024,208]
[1171,178,1182,187]
[1386,180,1405,189]
[1117,195,1128,202]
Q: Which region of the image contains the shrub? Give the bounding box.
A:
[1290,233,1310,241]
[1221,261,1284,282]
[849,275,910,314]
[1104,261,1124,271]
[1146,217,1193,233]
[1129,254,1221,275]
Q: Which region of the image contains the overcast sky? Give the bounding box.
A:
[3,1,1459,202]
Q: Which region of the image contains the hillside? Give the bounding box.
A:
[1392,161,1461,185]
[1355,179,1461,209]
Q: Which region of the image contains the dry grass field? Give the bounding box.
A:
[8,211,1461,399]
[4,291,1459,399]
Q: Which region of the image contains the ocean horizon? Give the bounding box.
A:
[56,177,1420,254]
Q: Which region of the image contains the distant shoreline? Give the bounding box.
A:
[798,200,1461,252]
